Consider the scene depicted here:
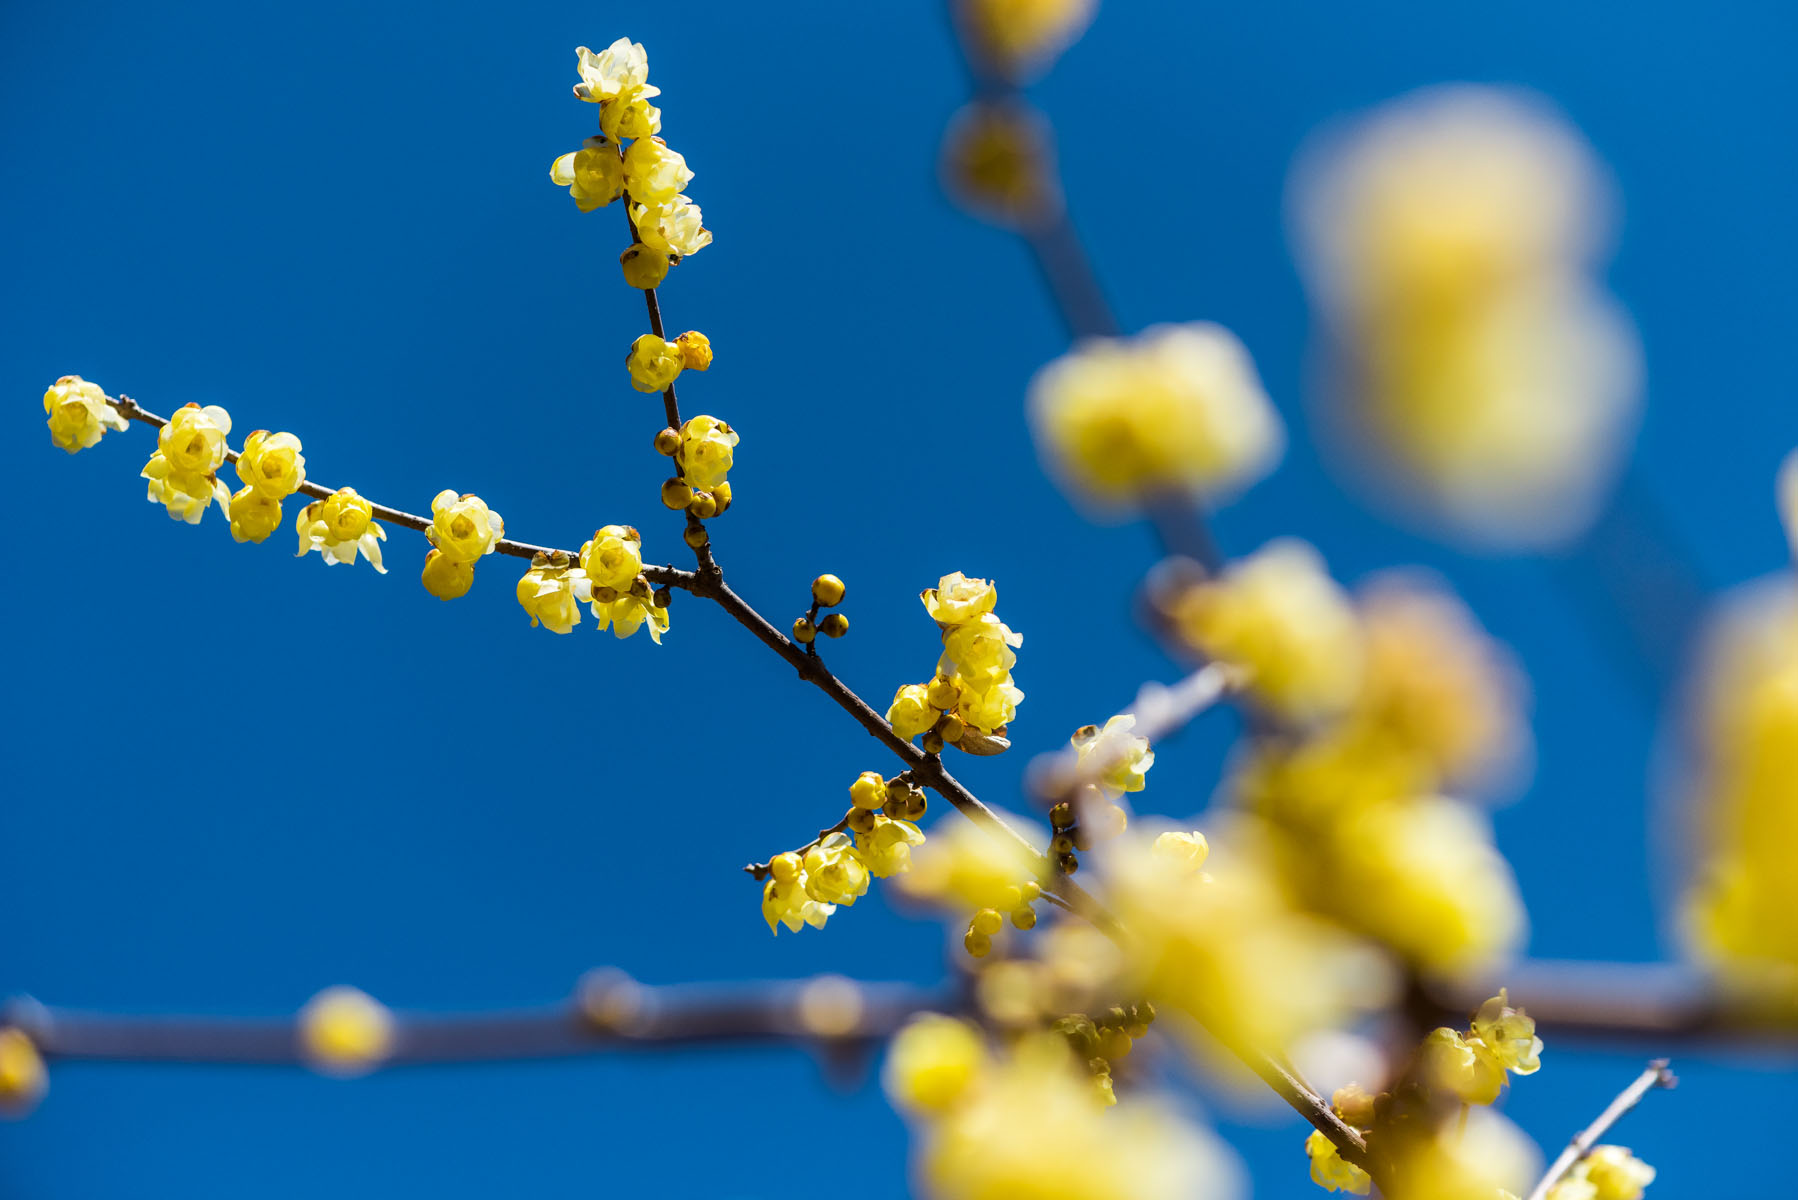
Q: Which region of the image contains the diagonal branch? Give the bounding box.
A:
[1524,1059,1676,1200]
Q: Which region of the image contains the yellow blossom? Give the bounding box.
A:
[1151,830,1209,872]
[227,486,284,544]
[627,334,684,393]
[1029,322,1283,511]
[1419,1027,1506,1106]
[1306,1130,1371,1195]
[803,832,871,906]
[295,487,386,572]
[619,243,670,289]
[572,38,651,105]
[421,548,475,600]
[427,490,504,563]
[298,986,393,1077]
[0,1028,47,1115]
[1578,1146,1656,1200]
[1174,539,1363,723]
[594,594,669,643]
[631,196,713,259]
[579,524,644,591]
[897,815,1043,913]
[43,375,128,453]
[940,99,1058,227]
[959,677,1024,734]
[598,86,661,141]
[235,430,306,499]
[675,331,712,371]
[515,552,588,634]
[1073,715,1155,795]
[1470,989,1541,1075]
[884,1015,988,1114]
[679,415,737,490]
[141,403,233,524]
[857,814,926,878]
[940,613,1023,683]
[924,572,1000,626]
[1383,1109,1538,1200]
[958,0,1097,80]
[550,138,625,212]
[763,871,835,934]
[888,683,940,741]
[622,136,692,204]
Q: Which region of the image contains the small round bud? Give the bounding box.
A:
[712,481,733,514]
[818,613,849,638]
[922,731,945,754]
[1010,906,1037,930]
[683,524,709,550]
[937,714,965,744]
[1050,832,1076,856]
[885,779,911,804]
[652,586,671,608]
[999,885,1023,909]
[971,908,1003,936]
[793,617,817,644]
[1097,1029,1133,1061]
[620,243,671,290]
[964,929,992,958]
[688,490,718,519]
[1132,1000,1157,1025]
[629,575,652,600]
[675,330,713,371]
[1056,851,1079,875]
[926,675,961,710]
[849,771,887,810]
[653,427,681,456]
[1020,881,1042,903]
[846,806,878,835]
[1098,803,1128,838]
[661,478,693,510]
[884,787,927,821]
[770,852,801,884]
[811,574,846,607]
[1049,802,1074,830]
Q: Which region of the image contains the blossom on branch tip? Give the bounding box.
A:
[299,986,393,1077]
[627,334,684,393]
[43,375,128,453]
[427,490,504,563]
[515,552,589,634]
[957,0,1097,81]
[679,415,737,490]
[631,196,712,259]
[235,430,306,499]
[227,487,284,544]
[622,137,692,204]
[550,138,625,212]
[141,402,233,524]
[1072,714,1154,796]
[1568,1147,1655,1200]
[923,572,998,626]
[573,38,651,105]
[763,869,835,934]
[421,548,475,600]
[295,487,386,572]
[803,832,871,906]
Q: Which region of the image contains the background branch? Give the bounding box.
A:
[1523,1059,1676,1200]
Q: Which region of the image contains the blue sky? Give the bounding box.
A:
[3,0,1794,1196]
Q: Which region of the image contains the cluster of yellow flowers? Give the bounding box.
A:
[1174,542,1529,975]
[420,490,506,599]
[1545,1146,1656,1200]
[655,411,737,532]
[1291,86,1639,546]
[229,429,307,543]
[43,375,129,454]
[515,527,670,642]
[760,769,928,934]
[896,813,1047,956]
[550,37,712,286]
[142,402,235,524]
[627,329,712,394]
[884,1015,1234,1200]
[1029,323,1283,515]
[888,573,1025,755]
[1046,714,1155,874]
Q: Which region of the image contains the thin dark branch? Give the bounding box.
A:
[1524,1059,1676,1200]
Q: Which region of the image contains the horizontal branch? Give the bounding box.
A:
[5,974,952,1067]
[1524,1058,1676,1200]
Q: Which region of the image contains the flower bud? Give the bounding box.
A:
[683,524,710,550]
[811,574,847,607]
[675,330,713,371]
[846,806,878,835]
[793,617,817,644]
[819,613,849,638]
[619,243,671,289]
[688,490,718,519]
[712,481,733,513]
[654,427,681,455]
[849,771,887,810]
[661,478,693,509]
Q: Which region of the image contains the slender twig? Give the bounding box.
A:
[1524,1059,1676,1200]
[5,975,952,1066]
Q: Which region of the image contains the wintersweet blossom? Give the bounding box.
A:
[1306,1130,1371,1195]
[631,197,712,259]
[295,487,386,572]
[763,853,836,934]
[958,0,1097,80]
[897,816,1043,914]
[227,487,284,544]
[427,490,504,562]
[572,38,651,105]
[1561,1147,1655,1200]
[515,552,589,633]
[1382,1108,1538,1200]
[43,375,128,453]
[1073,715,1155,796]
[803,833,871,906]
[579,525,644,592]
[627,334,684,393]
[298,986,393,1077]
[679,415,737,490]
[940,99,1058,227]
[884,1015,989,1115]
[235,430,306,498]
[857,814,926,878]
[1470,989,1542,1075]
[421,549,475,600]
[888,683,939,741]
[594,594,669,643]
[550,139,625,212]
[0,1028,47,1115]
[924,573,999,626]
[622,137,692,204]
[141,402,233,523]
[1029,322,1283,512]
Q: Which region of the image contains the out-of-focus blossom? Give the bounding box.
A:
[896,814,1043,913]
[299,986,393,1077]
[885,1015,990,1115]
[1554,1146,1655,1200]
[956,0,1097,82]
[1030,323,1283,514]
[0,1028,47,1115]
[940,99,1060,227]
[1305,1129,1371,1194]
[1290,86,1639,547]
[1382,1108,1539,1200]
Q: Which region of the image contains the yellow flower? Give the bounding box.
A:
[627,334,684,393]
[43,375,128,453]
[1470,989,1541,1075]
[1029,322,1283,511]
[622,136,692,204]
[594,594,669,643]
[1073,715,1155,795]
[1173,539,1363,724]
[883,1014,988,1114]
[675,331,712,371]
[1151,830,1209,872]
[141,402,233,523]
[939,99,1057,227]
[857,814,926,878]
[679,415,737,491]
[598,86,661,141]
[295,487,386,572]
[923,571,998,626]
[0,1028,47,1115]
[896,815,1043,912]
[889,682,941,740]
[516,554,590,633]
[803,832,871,906]
[619,243,670,289]
[958,676,1024,734]
[762,872,835,934]
[579,524,644,591]
[1306,1129,1372,1195]
[227,486,284,544]
[1383,1108,1538,1200]
[631,196,713,259]
[1419,1027,1506,1105]
[421,548,475,600]
[958,0,1097,80]
[299,986,393,1077]
[235,430,306,499]
[850,771,888,811]
[940,613,1023,683]
[1579,1146,1655,1200]
[572,38,651,104]
[550,138,625,212]
[428,490,504,563]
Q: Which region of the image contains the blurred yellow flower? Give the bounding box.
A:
[885,1015,989,1115]
[299,986,393,1077]
[957,0,1096,81]
[897,815,1042,913]
[1305,1129,1371,1195]
[0,1028,47,1115]
[43,374,129,453]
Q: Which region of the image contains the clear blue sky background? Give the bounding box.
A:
[3,1,1794,1196]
